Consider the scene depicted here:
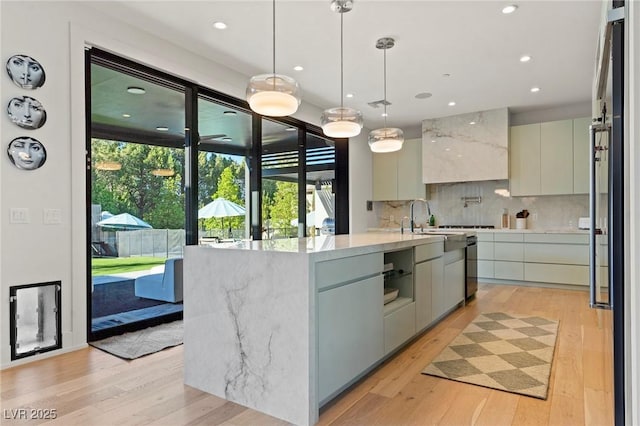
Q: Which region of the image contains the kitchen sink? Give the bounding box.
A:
[414,230,468,251]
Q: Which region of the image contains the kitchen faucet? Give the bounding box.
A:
[410,199,431,233]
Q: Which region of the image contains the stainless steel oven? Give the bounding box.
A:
[465,235,478,300]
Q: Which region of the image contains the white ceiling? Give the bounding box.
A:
[89,0,602,136]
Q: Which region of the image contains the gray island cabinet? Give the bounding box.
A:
[183,233,464,426]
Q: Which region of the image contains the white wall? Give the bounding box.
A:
[1,1,372,368]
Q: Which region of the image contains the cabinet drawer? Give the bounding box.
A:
[494,261,524,280]
[316,252,383,290]
[524,244,588,265]
[477,260,494,279]
[415,241,444,263]
[494,233,524,242]
[477,232,494,242]
[524,263,589,286]
[524,233,589,244]
[477,242,494,260]
[494,242,523,261]
[384,302,416,355]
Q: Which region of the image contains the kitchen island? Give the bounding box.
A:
[183,232,461,426]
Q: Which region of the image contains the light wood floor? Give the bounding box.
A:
[0,284,613,425]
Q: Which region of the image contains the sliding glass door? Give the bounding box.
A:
[88,56,186,340]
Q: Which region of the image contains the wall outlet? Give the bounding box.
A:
[366,200,373,211]
[389,215,394,223]
[10,208,30,224]
[532,212,538,221]
[44,208,62,224]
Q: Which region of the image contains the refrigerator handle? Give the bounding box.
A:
[589,123,612,309]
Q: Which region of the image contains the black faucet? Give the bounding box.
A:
[410,199,431,233]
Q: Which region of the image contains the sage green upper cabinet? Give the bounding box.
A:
[573,117,591,194]
[372,138,426,201]
[510,124,541,196]
[540,120,573,195]
[510,117,590,196]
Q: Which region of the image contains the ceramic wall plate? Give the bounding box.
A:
[7,136,47,170]
[7,96,47,129]
[6,54,46,89]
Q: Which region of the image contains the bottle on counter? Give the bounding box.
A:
[429,214,435,227]
[501,208,510,229]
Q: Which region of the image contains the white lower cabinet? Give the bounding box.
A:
[415,256,443,331]
[318,275,384,402]
[384,302,416,355]
[434,250,464,321]
[444,259,465,307]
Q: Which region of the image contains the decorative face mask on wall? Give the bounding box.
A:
[7,96,47,129]
[7,136,47,170]
[6,54,46,89]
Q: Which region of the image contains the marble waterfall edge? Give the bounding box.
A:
[184,247,314,425]
[422,107,509,183]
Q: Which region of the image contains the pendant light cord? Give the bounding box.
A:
[340,10,344,118]
[272,0,276,88]
[383,45,388,130]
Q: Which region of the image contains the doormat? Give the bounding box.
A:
[422,312,558,399]
[90,320,183,360]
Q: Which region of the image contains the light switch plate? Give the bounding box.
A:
[44,208,62,224]
[10,208,30,224]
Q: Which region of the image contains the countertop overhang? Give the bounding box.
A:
[197,232,445,262]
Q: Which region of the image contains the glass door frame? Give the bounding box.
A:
[86,48,349,340]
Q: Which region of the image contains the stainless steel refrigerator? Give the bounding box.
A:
[590,1,625,423]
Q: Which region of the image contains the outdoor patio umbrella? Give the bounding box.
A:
[198,197,246,236]
[97,212,153,230]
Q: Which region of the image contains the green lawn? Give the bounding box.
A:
[92,257,166,276]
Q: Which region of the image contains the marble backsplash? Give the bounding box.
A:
[374,180,589,231]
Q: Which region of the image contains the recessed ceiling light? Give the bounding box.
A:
[127,86,146,95]
[520,55,531,62]
[293,65,304,71]
[469,121,476,125]
[223,110,237,116]
[285,127,297,132]
[502,5,518,14]
[345,93,354,98]
[431,140,436,143]
[457,154,462,158]
[445,148,451,152]
[381,112,388,117]
[156,126,169,131]
[151,168,175,177]
[415,92,433,99]
[448,101,456,106]
[122,113,131,118]
[213,21,227,29]
[530,87,541,93]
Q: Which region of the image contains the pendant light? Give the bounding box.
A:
[368,37,404,153]
[321,0,363,138]
[246,0,301,117]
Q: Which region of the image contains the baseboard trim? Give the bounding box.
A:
[479,279,588,291]
[1,343,89,370]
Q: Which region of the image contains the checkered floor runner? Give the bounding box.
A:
[422,312,559,399]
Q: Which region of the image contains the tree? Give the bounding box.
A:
[269,181,298,236]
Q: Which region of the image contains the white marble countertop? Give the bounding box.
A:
[199,232,444,261]
[367,227,589,234]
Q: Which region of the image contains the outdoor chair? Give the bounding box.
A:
[134,258,183,303]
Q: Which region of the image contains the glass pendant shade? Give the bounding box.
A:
[321,107,363,138]
[246,74,301,117]
[368,127,404,153]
